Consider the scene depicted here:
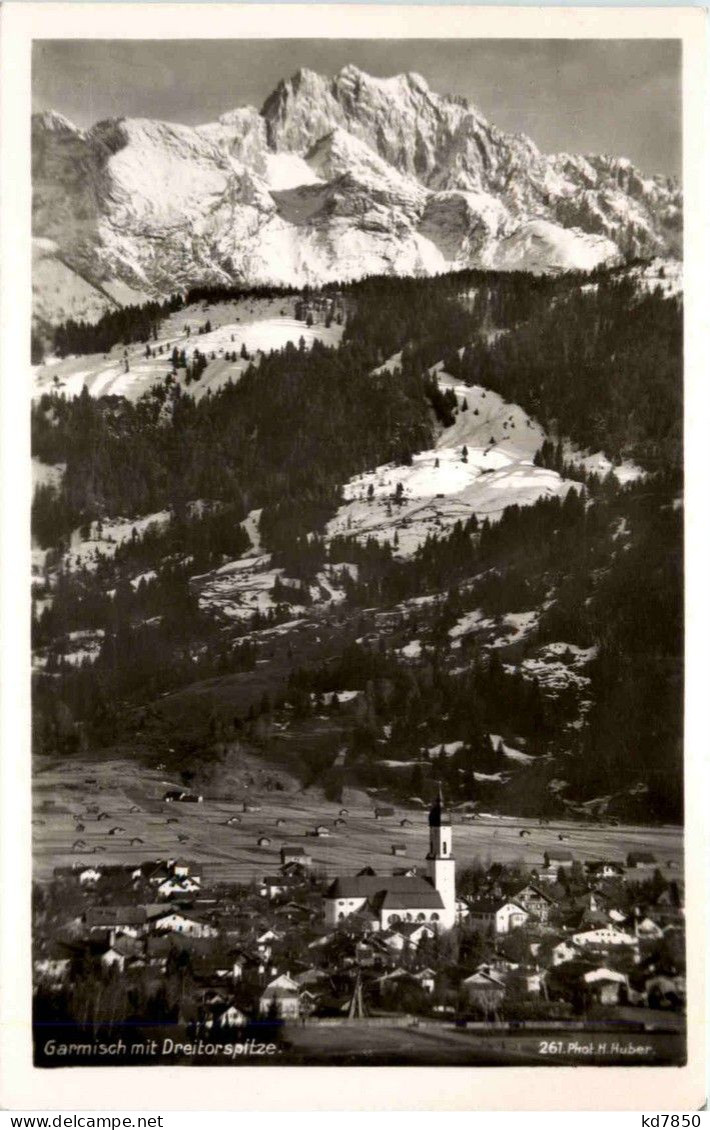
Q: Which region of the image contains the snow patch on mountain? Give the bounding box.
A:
[327,376,573,556]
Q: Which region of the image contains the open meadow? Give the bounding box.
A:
[33,753,684,886]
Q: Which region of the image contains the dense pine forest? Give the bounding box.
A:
[32,266,684,822]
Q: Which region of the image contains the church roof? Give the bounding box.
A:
[373,888,445,911]
[325,874,437,901]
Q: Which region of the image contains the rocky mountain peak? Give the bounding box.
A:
[32,65,682,323]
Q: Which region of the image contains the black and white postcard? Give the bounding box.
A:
[0,1,706,1112]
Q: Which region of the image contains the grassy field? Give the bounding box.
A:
[33,753,684,886]
[282,1021,685,1066]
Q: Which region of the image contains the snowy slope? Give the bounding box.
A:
[32,297,343,403]
[327,373,574,556]
[32,66,681,318]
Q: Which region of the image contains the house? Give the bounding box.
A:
[627,851,657,869]
[324,789,457,930]
[275,900,313,920]
[100,935,142,972]
[379,929,409,953]
[646,974,685,1010]
[633,916,664,940]
[391,844,407,856]
[468,899,529,936]
[34,955,72,984]
[280,846,312,867]
[544,849,574,869]
[375,807,395,819]
[461,967,506,1012]
[78,867,102,887]
[257,836,272,847]
[583,967,629,1005]
[157,876,201,899]
[586,860,625,880]
[259,875,286,899]
[400,921,436,948]
[412,967,437,993]
[152,911,218,939]
[294,967,331,991]
[84,906,149,939]
[259,973,300,1019]
[217,1004,246,1029]
[33,941,75,984]
[571,925,638,953]
[314,825,330,838]
[550,939,579,966]
[400,819,413,828]
[510,883,554,924]
[163,790,203,804]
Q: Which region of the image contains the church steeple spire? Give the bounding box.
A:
[428,781,451,828]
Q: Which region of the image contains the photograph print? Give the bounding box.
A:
[30,32,686,1069]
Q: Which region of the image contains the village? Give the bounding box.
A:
[33,788,685,1067]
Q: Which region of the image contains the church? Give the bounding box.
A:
[323,787,457,931]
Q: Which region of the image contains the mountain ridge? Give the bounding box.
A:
[32,65,682,322]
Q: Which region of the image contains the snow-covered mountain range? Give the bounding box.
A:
[32,65,682,322]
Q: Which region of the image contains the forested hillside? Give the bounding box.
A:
[31,265,684,822]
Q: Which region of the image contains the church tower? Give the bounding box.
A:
[427,784,457,928]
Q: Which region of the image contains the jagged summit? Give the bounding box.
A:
[32,65,682,323]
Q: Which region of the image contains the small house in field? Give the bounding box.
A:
[281,846,312,867]
[314,825,330,837]
[544,849,574,869]
[400,818,413,828]
[391,844,407,857]
[627,851,657,869]
[375,806,395,820]
[339,809,349,817]
[163,789,203,804]
[257,835,272,847]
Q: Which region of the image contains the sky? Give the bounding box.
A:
[33,39,681,178]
